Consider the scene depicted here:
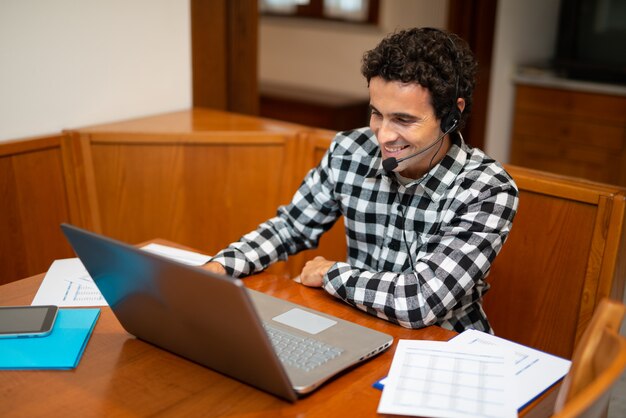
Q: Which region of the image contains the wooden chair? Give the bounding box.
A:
[552,298,626,418]
[484,166,626,359]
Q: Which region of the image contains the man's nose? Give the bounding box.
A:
[375,119,397,143]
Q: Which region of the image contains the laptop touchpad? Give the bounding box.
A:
[272,308,337,335]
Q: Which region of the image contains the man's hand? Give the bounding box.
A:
[299,256,335,287]
[202,261,227,275]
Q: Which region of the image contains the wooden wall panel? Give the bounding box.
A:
[191,0,258,114]
[510,85,626,187]
[0,136,76,285]
[191,0,227,110]
[447,0,498,150]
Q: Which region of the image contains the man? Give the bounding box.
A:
[204,27,519,333]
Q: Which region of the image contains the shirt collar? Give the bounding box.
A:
[367,133,468,202]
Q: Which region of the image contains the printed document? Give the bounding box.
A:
[378,339,517,418]
[449,329,571,410]
[32,258,106,307]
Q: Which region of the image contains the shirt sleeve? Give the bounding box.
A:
[322,183,519,329]
[210,143,341,278]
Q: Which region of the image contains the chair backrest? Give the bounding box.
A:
[552,298,626,418]
[484,166,626,358]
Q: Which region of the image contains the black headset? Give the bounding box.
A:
[440,86,462,134]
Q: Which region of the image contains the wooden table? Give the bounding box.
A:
[0,267,456,417]
[0,266,556,417]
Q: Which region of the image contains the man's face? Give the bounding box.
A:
[368,76,448,179]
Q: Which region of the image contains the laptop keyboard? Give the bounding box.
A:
[263,323,344,372]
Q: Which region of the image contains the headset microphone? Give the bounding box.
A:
[381,122,456,172]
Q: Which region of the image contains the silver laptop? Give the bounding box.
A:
[61,224,393,401]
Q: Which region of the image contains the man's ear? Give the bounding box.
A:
[456,98,466,113]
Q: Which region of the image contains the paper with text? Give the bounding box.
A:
[449,329,571,410]
[378,340,516,418]
[32,258,107,307]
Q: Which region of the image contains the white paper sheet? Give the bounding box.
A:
[32,258,107,307]
[378,340,517,418]
[449,329,571,410]
[31,244,212,307]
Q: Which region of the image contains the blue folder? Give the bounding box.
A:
[0,308,100,370]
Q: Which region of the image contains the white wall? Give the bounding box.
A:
[481,0,561,161]
[259,0,448,98]
[0,0,191,143]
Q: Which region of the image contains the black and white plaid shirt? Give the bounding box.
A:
[211,128,519,333]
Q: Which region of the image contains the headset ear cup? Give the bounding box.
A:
[441,107,462,133]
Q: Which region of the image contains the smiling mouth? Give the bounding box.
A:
[384,144,410,156]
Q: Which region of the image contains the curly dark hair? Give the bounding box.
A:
[361,27,478,131]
